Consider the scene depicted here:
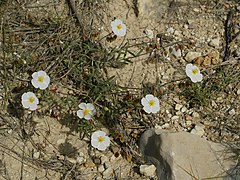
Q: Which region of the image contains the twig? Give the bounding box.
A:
[223,9,234,62]
[66,0,84,35]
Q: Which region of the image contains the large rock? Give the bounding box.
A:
[138,0,194,19]
[139,129,237,180]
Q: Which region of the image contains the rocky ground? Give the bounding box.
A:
[0,0,239,179]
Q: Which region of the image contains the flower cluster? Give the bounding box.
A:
[21,70,50,111]
[76,102,110,151]
[20,19,206,153]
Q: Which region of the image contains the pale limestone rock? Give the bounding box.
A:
[98,164,105,173]
[139,0,169,18]
[185,52,202,62]
[33,152,40,159]
[140,164,156,177]
[209,37,220,48]
[175,104,183,111]
[190,124,205,136]
[192,112,200,118]
[102,167,113,179]
[171,116,179,120]
[181,106,187,113]
[167,27,174,34]
[139,129,236,180]
[229,109,236,115]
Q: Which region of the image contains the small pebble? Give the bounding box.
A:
[171,116,179,120]
[102,167,113,178]
[144,29,154,39]
[68,158,77,164]
[56,139,65,145]
[104,161,111,169]
[162,123,170,129]
[184,24,188,29]
[33,152,40,159]
[167,27,174,34]
[140,164,156,177]
[7,129,13,134]
[209,37,220,48]
[191,125,205,136]
[98,164,105,173]
[174,30,181,37]
[176,111,182,116]
[192,112,200,118]
[185,52,202,62]
[76,156,86,164]
[175,104,183,111]
[237,89,240,95]
[181,106,187,113]
[186,120,192,126]
[234,48,240,57]
[229,109,235,115]
[155,124,162,129]
[193,8,200,12]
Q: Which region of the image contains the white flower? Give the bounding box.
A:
[185,64,203,83]
[91,130,110,151]
[141,94,160,114]
[21,92,39,111]
[77,103,96,120]
[31,70,50,90]
[111,19,126,37]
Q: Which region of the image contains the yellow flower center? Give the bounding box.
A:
[28,97,35,103]
[98,136,105,143]
[117,24,122,30]
[192,68,198,75]
[38,76,44,82]
[149,100,155,106]
[83,108,90,116]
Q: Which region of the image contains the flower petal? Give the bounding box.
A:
[91,131,99,140]
[97,143,107,151]
[77,110,84,118]
[84,113,92,120]
[143,105,151,114]
[145,94,155,101]
[91,139,99,148]
[32,72,38,79]
[37,70,47,76]
[103,136,110,147]
[29,103,38,111]
[31,79,40,88]
[151,105,160,113]
[86,103,95,111]
[190,73,203,83]
[186,64,194,77]
[141,97,148,107]
[78,103,87,109]
[38,82,48,90]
